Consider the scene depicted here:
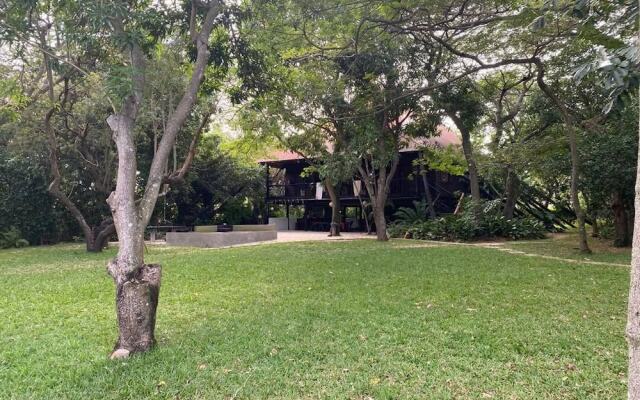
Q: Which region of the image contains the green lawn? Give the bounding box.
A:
[0,240,629,399]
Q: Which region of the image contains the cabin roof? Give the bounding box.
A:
[258,125,460,164]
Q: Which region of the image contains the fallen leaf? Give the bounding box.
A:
[565,363,577,372]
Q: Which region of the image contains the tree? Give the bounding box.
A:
[477,71,533,219]
[431,79,485,207]
[164,135,265,226]
[0,0,254,356]
[102,1,230,356]
[557,0,639,395]
[414,143,467,218]
[0,20,119,251]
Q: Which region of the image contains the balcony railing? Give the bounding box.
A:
[267,178,429,201]
[268,183,320,200]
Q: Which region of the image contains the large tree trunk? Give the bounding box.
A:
[112,263,161,353]
[373,202,388,241]
[626,84,640,399]
[503,167,519,219]
[357,152,398,242]
[107,114,159,357]
[324,180,341,236]
[357,170,392,241]
[613,191,632,247]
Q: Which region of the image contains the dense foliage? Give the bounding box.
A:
[389,200,546,241]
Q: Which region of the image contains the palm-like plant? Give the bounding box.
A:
[393,200,430,224]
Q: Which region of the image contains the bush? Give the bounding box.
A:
[394,200,432,225]
[0,227,29,249]
[389,199,546,242]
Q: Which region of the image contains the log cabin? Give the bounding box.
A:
[258,126,471,232]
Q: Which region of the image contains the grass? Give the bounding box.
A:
[503,233,631,265]
[0,239,629,399]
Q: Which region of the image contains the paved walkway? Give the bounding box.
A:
[142,230,373,249]
[273,231,373,243]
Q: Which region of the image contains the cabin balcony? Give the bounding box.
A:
[266,178,445,203]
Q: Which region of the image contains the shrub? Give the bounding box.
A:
[389,199,546,242]
[394,200,431,225]
[0,227,29,249]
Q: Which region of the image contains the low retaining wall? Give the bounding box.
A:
[268,217,296,231]
[166,230,277,248]
[194,224,276,233]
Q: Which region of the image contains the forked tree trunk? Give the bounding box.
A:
[107,114,160,356]
[103,2,222,357]
[626,84,640,399]
[86,221,116,252]
[359,173,390,241]
[325,180,341,237]
[613,191,632,247]
[357,159,397,241]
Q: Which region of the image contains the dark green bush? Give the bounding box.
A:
[0,227,29,249]
[389,199,546,241]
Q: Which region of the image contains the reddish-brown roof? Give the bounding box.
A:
[258,125,460,163]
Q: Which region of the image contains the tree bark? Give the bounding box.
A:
[357,152,399,241]
[107,113,155,355]
[613,191,632,247]
[112,263,161,353]
[87,220,116,252]
[626,84,640,400]
[503,167,519,219]
[373,202,388,241]
[324,179,341,236]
